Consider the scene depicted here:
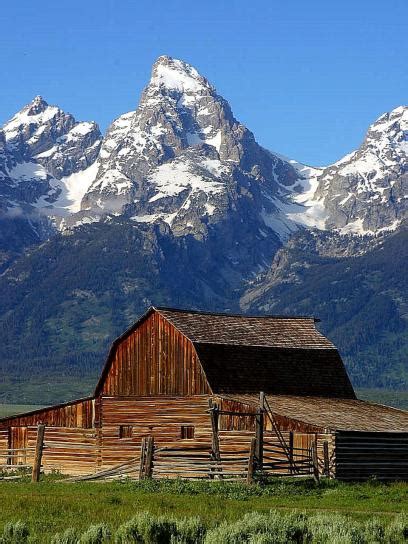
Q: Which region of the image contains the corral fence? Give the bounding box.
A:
[0,391,327,483]
[0,424,45,481]
[149,441,255,482]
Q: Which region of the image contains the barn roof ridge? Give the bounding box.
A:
[192,340,338,349]
[153,306,321,322]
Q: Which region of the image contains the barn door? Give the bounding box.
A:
[9,427,28,466]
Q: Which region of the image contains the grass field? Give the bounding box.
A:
[0,404,44,418]
[356,388,408,410]
[0,477,406,542]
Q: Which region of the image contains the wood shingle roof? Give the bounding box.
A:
[157,308,334,349]
[221,394,408,432]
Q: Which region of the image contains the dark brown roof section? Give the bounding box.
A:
[195,343,356,399]
[157,307,334,349]
[220,394,408,432]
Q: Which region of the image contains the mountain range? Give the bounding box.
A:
[0,56,406,404]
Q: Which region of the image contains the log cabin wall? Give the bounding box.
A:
[101,312,211,396]
[335,431,408,481]
[99,395,212,468]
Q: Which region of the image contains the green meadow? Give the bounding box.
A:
[0,477,406,542]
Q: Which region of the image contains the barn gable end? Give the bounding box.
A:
[98,309,211,397]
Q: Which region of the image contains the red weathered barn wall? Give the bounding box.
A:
[101,312,211,396]
[0,398,94,429]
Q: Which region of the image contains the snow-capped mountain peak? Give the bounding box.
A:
[80,56,303,242]
[297,105,408,235]
[149,56,213,94]
[26,95,49,115]
[1,58,406,248]
[3,96,62,148]
[0,97,102,233]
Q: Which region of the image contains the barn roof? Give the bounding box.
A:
[156,307,334,349]
[194,343,355,399]
[220,394,408,432]
[94,306,353,398]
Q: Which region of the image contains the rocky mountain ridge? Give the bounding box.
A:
[0,56,407,402]
[1,56,406,248]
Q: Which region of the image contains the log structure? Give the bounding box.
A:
[0,306,407,480]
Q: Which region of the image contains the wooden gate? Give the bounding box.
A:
[262,432,314,476]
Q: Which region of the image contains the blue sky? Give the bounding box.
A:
[0,0,407,166]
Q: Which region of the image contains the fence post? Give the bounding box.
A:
[323,440,330,477]
[145,436,154,479]
[247,437,256,485]
[289,431,294,475]
[311,440,320,484]
[209,400,222,479]
[255,392,264,470]
[139,437,146,480]
[32,424,45,483]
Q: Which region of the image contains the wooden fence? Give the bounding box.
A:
[0,424,45,482]
[150,442,254,481]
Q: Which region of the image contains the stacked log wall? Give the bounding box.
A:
[99,396,212,469]
[335,431,408,481]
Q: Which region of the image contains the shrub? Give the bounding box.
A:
[0,521,29,544]
[204,511,308,544]
[115,513,177,544]
[384,514,408,544]
[115,518,143,544]
[81,524,111,544]
[308,513,365,544]
[170,517,206,543]
[51,528,80,544]
[363,518,384,543]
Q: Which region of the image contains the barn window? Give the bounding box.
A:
[119,425,133,438]
[180,425,195,439]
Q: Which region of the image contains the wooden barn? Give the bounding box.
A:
[1,306,407,481]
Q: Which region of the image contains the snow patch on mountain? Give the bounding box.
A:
[147,158,226,202]
[151,56,209,93]
[50,162,99,214]
[8,161,49,184]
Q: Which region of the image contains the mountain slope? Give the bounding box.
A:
[0,56,407,403]
[242,228,408,389]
